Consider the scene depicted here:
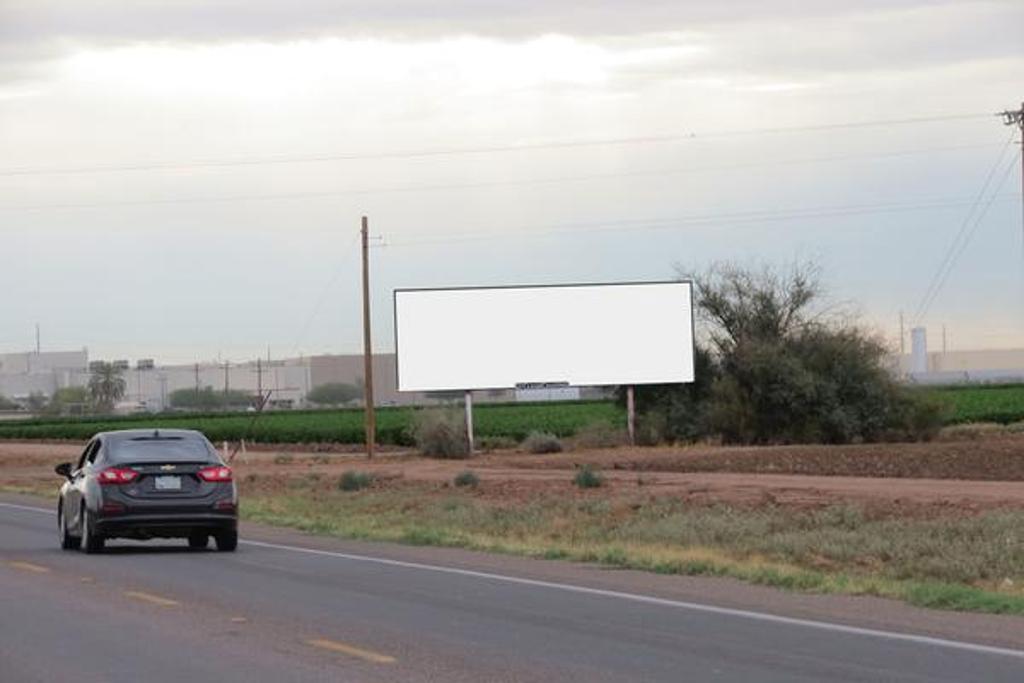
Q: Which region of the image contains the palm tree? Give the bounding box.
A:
[88,362,127,413]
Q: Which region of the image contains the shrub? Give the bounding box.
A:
[339,470,374,491]
[626,261,953,445]
[272,453,294,464]
[573,465,604,488]
[307,382,363,405]
[572,422,626,449]
[411,409,470,458]
[453,470,480,488]
[310,454,331,464]
[635,411,668,446]
[522,431,563,454]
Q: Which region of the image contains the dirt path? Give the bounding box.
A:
[4,439,1023,510]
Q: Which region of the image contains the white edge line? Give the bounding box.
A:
[3,500,1023,661]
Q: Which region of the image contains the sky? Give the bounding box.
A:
[1,0,1022,364]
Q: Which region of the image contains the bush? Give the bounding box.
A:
[634,411,668,446]
[307,383,363,405]
[411,408,470,458]
[629,261,952,445]
[572,422,626,449]
[339,470,374,491]
[272,453,294,464]
[522,431,563,454]
[573,465,604,488]
[453,470,480,488]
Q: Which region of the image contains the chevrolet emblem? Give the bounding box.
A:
[159,464,176,471]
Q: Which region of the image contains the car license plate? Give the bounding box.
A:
[154,475,181,491]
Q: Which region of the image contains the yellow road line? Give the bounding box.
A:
[123,590,180,607]
[306,638,396,664]
[7,561,50,573]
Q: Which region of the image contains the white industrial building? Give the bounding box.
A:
[0,347,605,413]
[0,349,89,399]
[894,328,1024,384]
[0,350,310,412]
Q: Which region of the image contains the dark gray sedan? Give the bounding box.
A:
[55,429,238,553]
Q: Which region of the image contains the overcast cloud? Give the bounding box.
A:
[1,0,1022,362]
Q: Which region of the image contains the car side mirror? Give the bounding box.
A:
[54,462,72,479]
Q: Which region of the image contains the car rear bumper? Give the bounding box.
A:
[95,512,237,539]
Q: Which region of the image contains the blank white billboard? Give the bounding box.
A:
[394,282,694,392]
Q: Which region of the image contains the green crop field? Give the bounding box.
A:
[0,401,623,445]
[928,384,1024,425]
[3,384,1023,446]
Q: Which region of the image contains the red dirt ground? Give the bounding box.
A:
[3,438,1023,511]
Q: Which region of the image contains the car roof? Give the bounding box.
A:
[93,428,207,441]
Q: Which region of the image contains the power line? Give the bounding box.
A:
[913,147,1022,323]
[381,193,1020,249]
[912,133,1018,323]
[0,141,1002,212]
[289,232,362,357]
[0,112,991,178]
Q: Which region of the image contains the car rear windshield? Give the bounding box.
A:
[108,437,216,463]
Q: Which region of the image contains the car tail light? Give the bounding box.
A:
[198,466,233,483]
[214,500,236,512]
[98,467,139,485]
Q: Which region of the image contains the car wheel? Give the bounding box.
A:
[58,504,79,551]
[187,532,208,550]
[80,506,105,554]
[214,530,238,552]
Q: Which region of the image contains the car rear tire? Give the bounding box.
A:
[214,530,238,552]
[80,507,105,554]
[58,504,79,551]
[188,532,208,550]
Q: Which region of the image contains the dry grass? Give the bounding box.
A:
[239,477,1024,615]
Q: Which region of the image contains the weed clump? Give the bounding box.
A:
[338,470,374,491]
[522,431,563,454]
[272,453,294,465]
[411,409,470,459]
[453,470,480,488]
[573,465,604,489]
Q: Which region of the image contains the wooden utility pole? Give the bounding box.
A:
[361,216,377,459]
[1000,103,1024,255]
[223,361,230,400]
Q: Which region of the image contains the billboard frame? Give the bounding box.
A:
[392,280,697,451]
[392,279,696,393]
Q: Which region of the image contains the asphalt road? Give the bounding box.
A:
[2,496,1024,682]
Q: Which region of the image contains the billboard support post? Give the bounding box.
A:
[464,390,475,455]
[626,385,636,446]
